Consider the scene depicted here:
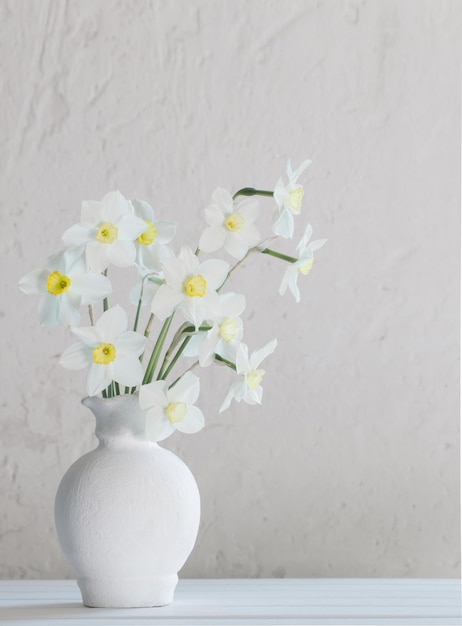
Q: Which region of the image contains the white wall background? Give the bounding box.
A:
[1,0,460,579]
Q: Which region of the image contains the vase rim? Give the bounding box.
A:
[82,393,139,406]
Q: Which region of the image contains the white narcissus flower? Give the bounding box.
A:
[273,159,312,239]
[151,246,229,329]
[18,248,112,327]
[59,305,147,396]
[131,199,176,273]
[62,190,147,273]
[199,188,261,260]
[184,292,246,367]
[139,372,205,442]
[219,339,277,413]
[279,223,327,303]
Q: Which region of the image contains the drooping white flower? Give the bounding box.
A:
[219,339,277,412]
[139,372,205,442]
[128,275,163,309]
[18,248,112,327]
[59,305,147,396]
[273,159,312,239]
[199,188,261,260]
[62,190,146,273]
[131,199,176,273]
[129,246,175,310]
[184,292,246,367]
[151,245,229,329]
[279,223,327,303]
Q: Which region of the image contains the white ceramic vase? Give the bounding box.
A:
[54,394,200,608]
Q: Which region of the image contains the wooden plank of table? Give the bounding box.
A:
[0,579,460,625]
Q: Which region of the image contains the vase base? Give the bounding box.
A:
[77,574,178,607]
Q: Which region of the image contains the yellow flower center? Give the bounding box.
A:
[46,271,72,296]
[92,343,117,365]
[298,257,314,275]
[137,220,157,246]
[184,274,207,298]
[218,317,238,343]
[246,368,265,391]
[289,187,304,213]
[224,212,245,232]
[166,401,187,424]
[96,222,119,244]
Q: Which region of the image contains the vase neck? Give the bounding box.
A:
[82,395,148,447]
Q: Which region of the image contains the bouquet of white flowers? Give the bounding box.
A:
[18,159,326,442]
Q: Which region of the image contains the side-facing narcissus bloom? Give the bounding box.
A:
[139,372,205,442]
[199,188,261,260]
[279,223,327,303]
[131,199,177,273]
[219,339,277,412]
[18,248,112,327]
[151,245,229,329]
[59,305,146,396]
[273,159,311,239]
[184,292,246,367]
[62,190,146,273]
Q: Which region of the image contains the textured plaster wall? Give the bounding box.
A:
[1,0,460,579]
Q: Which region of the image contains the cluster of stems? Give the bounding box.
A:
[88,188,297,398]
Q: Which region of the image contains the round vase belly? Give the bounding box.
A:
[54,395,200,608]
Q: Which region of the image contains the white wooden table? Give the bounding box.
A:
[0,579,460,625]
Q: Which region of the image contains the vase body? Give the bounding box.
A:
[54,395,200,608]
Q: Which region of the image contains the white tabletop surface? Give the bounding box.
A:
[0,578,460,625]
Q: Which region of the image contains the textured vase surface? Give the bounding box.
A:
[54,394,200,608]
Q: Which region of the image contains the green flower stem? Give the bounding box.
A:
[232,188,274,200]
[102,389,107,398]
[140,313,155,369]
[157,322,211,380]
[214,353,237,370]
[169,360,199,389]
[134,274,156,333]
[261,248,297,264]
[161,322,190,357]
[182,323,212,334]
[142,314,174,385]
[102,270,109,312]
[218,248,254,292]
[128,313,156,395]
[217,245,296,297]
[114,381,120,396]
[217,239,280,293]
[144,313,155,338]
[133,296,143,333]
[156,326,187,379]
[159,336,191,381]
